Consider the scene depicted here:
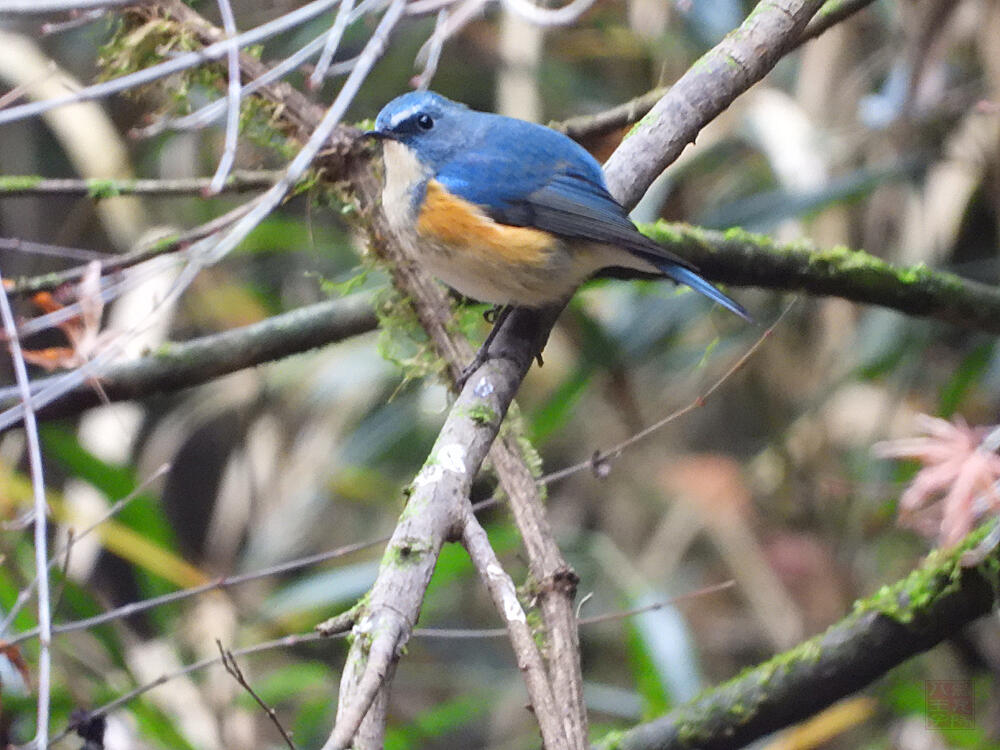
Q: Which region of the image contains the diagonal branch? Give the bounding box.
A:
[558,0,877,143]
[605,0,827,208]
[605,525,1000,750]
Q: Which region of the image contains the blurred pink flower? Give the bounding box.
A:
[874,414,1000,548]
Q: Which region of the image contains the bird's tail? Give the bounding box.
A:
[643,255,753,322]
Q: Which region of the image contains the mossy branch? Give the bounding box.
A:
[601,525,1000,750]
[0,295,377,427]
[0,171,279,198]
[645,222,1000,334]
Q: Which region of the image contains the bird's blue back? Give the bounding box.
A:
[371,91,750,320]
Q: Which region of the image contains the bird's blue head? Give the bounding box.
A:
[368,91,473,171]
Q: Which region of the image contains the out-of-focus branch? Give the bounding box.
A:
[0,171,279,197]
[603,526,1000,750]
[8,201,254,296]
[0,295,377,427]
[0,0,149,11]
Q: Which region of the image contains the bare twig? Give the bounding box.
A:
[0,236,111,262]
[0,269,52,748]
[308,0,356,88]
[0,0,343,126]
[557,0,876,144]
[7,200,254,297]
[207,0,243,194]
[541,301,796,486]
[3,531,386,650]
[217,640,297,750]
[0,463,171,636]
[0,0,148,11]
[47,629,333,747]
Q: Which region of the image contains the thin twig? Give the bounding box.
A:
[208,0,242,194]
[172,0,405,278]
[0,236,111,262]
[461,507,570,750]
[412,8,449,89]
[217,640,298,750]
[0,0,342,126]
[7,200,254,298]
[3,533,385,650]
[0,463,171,636]
[556,0,878,143]
[47,629,334,747]
[309,0,355,88]
[0,0,148,11]
[0,269,52,748]
[541,300,796,487]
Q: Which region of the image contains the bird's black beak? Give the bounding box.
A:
[362,129,395,141]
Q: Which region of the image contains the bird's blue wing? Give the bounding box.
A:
[434,114,697,271]
[433,113,750,320]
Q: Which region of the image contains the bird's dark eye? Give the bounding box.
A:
[417,114,434,130]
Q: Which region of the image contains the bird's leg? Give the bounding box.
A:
[456,304,513,388]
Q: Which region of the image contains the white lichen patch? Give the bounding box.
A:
[413,443,468,487]
[487,562,526,624]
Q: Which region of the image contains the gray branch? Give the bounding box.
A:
[605,0,827,208]
[603,529,1000,750]
[0,296,377,425]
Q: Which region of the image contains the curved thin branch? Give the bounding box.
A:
[604,527,1000,750]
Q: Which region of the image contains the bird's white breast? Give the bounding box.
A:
[380,140,430,235]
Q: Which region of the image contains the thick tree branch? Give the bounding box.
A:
[337,142,583,748]
[0,295,377,426]
[602,526,1000,750]
[558,0,877,143]
[605,0,827,207]
[645,222,1000,333]
[462,506,570,750]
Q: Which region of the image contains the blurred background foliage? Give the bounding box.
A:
[1,0,1000,748]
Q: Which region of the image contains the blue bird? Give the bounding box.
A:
[367,91,749,356]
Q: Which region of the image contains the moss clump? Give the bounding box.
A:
[465,404,498,427]
[86,179,124,199]
[0,175,44,192]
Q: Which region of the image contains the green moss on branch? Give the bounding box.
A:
[642,222,1000,334]
[601,524,999,750]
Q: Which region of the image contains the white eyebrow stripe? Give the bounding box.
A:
[388,103,425,129]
